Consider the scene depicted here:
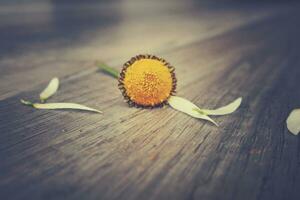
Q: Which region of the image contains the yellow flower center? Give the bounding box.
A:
[122,58,174,107]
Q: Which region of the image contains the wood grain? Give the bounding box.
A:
[0,1,299,200]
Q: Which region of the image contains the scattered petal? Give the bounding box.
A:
[21,99,102,114]
[286,109,300,135]
[39,77,59,102]
[201,97,242,115]
[168,96,218,126]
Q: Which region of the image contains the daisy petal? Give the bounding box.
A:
[201,97,242,116]
[39,77,59,102]
[286,109,300,135]
[168,96,218,126]
[21,99,102,114]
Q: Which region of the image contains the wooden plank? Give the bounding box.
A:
[0,1,300,200]
[0,1,280,100]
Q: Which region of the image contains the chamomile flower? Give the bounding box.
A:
[99,54,242,126]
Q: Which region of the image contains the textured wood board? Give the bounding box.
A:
[0,1,299,200]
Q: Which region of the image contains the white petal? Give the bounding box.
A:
[286,109,300,135]
[168,96,218,126]
[201,97,242,116]
[21,100,102,114]
[39,77,59,102]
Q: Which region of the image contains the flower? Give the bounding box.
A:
[118,54,176,108]
[99,55,242,126]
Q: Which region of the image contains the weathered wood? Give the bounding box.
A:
[0,1,299,200]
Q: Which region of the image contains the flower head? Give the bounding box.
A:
[118,55,176,108]
[98,55,242,126]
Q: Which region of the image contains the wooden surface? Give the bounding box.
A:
[0,1,300,200]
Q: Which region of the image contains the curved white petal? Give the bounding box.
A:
[21,99,102,114]
[39,77,59,102]
[168,96,218,126]
[286,109,300,135]
[202,97,242,116]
